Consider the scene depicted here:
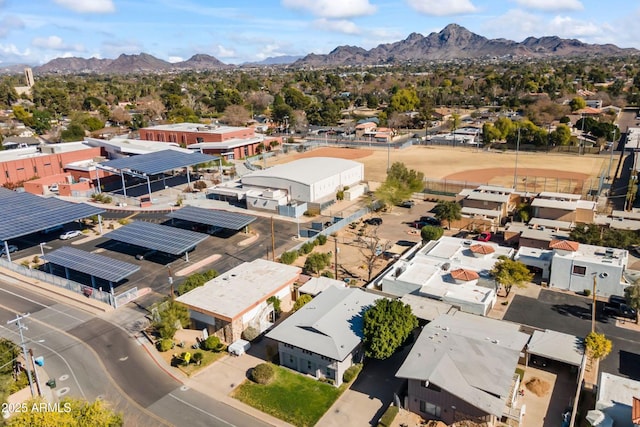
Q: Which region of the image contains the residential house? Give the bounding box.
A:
[266,286,381,386]
[396,312,530,425]
[457,185,519,230]
[515,239,628,296]
[530,191,595,225]
[381,236,514,316]
[595,372,640,427]
[176,259,301,343]
[504,221,571,249]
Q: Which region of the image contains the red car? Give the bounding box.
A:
[477,232,492,242]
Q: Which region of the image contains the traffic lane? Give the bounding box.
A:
[504,290,640,380]
[67,317,179,408]
[0,307,160,426]
[149,388,273,427]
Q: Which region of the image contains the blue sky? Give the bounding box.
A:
[1,0,639,65]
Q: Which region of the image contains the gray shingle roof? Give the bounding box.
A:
[396,312,529,417]
[266,286,381,361]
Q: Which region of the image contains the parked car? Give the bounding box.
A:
[411,221,429,229]
[603,295,637,320]
[365,217,383,226]
[0,245,18,256]
[476,232,492,242]
[60,230,82,240]
[419,216,440,226]
[398,200,415,208]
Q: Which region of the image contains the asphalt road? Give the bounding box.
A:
[0,277,272,427]
[504,289,640,380]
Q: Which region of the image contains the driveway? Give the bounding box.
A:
[317,345,412,426]
[504,289,640,381]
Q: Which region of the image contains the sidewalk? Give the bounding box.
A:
[0,266,112,315]
[136,336,292,426]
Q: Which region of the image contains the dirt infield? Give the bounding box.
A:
[267,145,608,193]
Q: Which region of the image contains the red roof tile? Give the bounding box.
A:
[633,397,640,424]
[469,244,495,255]
[450,269,480,281]
[549,239,579,252]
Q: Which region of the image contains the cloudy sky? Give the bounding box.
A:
[1,0,639,65]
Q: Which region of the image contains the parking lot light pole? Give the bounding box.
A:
[591,274,597,334]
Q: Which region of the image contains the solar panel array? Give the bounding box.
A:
[44,246,140,283]
[100,150,219,176]
[104,221,209,255]
[0,188,105,241]
[166,205,257,230]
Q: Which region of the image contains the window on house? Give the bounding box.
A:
[33,166,37,174]
[4,171,9,178]
[419,401,441,417]
[289,355,294,364]
[307,361,312,370]
[326,367,333,378]
[196,137,204,143]
[572,265,586,276]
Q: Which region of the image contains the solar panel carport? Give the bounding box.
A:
[104,221,209,261]
[166,205,257,231]
[95,150,218,202]
[0,188,105,262]
[43,246,140,294]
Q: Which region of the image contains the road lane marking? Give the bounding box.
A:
[168,393,236,427]
[0,287,86,323]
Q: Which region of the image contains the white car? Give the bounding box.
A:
[60,230,82,240]
[0,245,18,256]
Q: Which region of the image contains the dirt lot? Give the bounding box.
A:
[268,145,607,189]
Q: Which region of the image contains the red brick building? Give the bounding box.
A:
[139,123,281,159]
[0,145,101,187]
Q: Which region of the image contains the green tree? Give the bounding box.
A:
[569,96,587,111]
[61,123,86,142]
[177,269,218,295]
[389,88,419,112]
[433,200,461,230]
[293,294,313,311]
[375,162,424,208]
[420,225,443,241]
[584,331,612,360]
[569,223,602,246]
[363,299,417,360]
[490,258,533,296]
[304,252,331,276]
[624,282,640,324]
[154,300,190,340]
[6,397,122,427]
[549,124,571,146]
[267,296,281,315]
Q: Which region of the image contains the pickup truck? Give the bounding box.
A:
[603,296,637,320]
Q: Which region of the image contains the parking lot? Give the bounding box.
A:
[504,289,640,381]
[7,213,298,303]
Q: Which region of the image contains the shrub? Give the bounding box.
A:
[300,242,314,254]
[267,296,281,315]
[280,250,298,265]
[336,190,344,200]
[201,335,220,351]
[342,364,362,383]
[242,326,260,341]
[321,270,334,279]
[251,363,275,385]
[377,406,399,427]
[157,338,174,352]
[583,289,591,297]
[293,294,313,311]
[316,234,327,245]
[193,180,207,190]
[192,352,203,365]
[117,218,130,225]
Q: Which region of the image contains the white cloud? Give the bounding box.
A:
[313,19,361,35]
[281,0,376,19]
[0,15,24,38]
[512,0,583,12]
[168,56,184,63]
[53,0,115,13]
[547,16,599,37]
[101,40,143,57]
[32,35,84,52]
[406,0,478,16]
[214,45,235,58]
[0,43,30,57]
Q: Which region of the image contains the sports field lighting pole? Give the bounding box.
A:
[609,129,616,181]
[7,313,34,397]
[513,126,521,190]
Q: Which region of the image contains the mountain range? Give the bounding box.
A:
[24,24,639,74]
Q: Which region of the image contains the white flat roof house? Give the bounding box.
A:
[381,236,514,316]
[176,259,301,343]
[596,372,640,427]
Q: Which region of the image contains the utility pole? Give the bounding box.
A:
[167,265,174,298]
[7,313,34,397]
[28,349,42,397]
[591,274,597,334]
[271,217,276,261]
[334,237,339,280]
